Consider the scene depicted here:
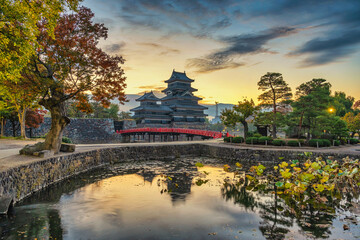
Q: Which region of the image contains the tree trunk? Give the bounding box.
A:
[242,121,248,140]
[0,118,4,137]
[18,108,27,138]
[272,101,277,138]
[43,102,70,154]
[297,112,304,138]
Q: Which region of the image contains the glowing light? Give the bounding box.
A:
[328,108,335,113]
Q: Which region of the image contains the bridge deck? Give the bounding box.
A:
[116,128,222,139]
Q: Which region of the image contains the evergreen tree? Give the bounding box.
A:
[258,72,292,138]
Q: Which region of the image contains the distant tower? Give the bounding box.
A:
[212,101,221,124]
[215,101,219,118]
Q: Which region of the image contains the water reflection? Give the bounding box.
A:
[0,158,359,240]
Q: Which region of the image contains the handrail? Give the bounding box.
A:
[116,128,222,138]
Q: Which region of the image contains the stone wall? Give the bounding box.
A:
[0,144,202,204]
[0,143,358,208]
[1,117,122,144]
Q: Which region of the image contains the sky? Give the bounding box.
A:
[83,0,360,105]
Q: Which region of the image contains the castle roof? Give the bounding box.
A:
[130,105,172,112]
[165,70,194,83]
[136,91,160,101]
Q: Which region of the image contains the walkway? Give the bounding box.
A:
[0,139,359,172]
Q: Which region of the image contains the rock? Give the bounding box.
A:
[343,224,350,230]
[33,150,52,158]
[19,142,45,155]
[60,143,76,152]
[0,196,13,215]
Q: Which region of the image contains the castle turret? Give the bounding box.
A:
[161,70,207,128]
[130,91,172,127]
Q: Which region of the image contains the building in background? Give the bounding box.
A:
[131,70,207,129]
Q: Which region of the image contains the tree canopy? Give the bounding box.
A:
[20,7,126,152]
[221,99,257,139]
[0,0,80,82]
[258,72,292,138]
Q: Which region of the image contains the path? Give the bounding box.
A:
[0,139,359,172]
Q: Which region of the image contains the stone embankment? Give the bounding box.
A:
[0,142,359,213]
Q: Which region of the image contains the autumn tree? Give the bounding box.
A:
[26,109,47,138]
[343,112,360,137]
[0,0,79,82]
[258,72,292,138]
[1,80,40,138]
[22,7,126,153]
[220,99,257,139]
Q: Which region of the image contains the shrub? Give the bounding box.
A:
[308,139,330,147]
[349,138,359,144]
[258,136,272,145]
[272,139,285,146]
[62,137,72,143]
[333,140,340,146]
[223,137,232,143]
[232,137,244,143]
[287,140,299,147]
[253,133,262,138]
[321,139,331,147]
[247,131,258,137]
[246,137,259,144]
[298,139,305,146]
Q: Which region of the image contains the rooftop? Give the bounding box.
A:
[165,70,194,83]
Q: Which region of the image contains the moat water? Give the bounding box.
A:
[0,157,359,240]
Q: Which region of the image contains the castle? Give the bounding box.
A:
[131,70,207,129]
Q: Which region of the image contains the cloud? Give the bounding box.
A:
[187,27,298,73]
[93,0,360,67]
[187,58,244,73]
[104,42,126,53]
[112,0,235,37]
[290,30,360,66]
[138,42,180,55]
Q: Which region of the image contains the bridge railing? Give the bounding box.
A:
[116,128,222,138]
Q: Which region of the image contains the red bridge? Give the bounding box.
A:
[117,128,222,141]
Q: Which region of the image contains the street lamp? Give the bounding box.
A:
[328,107,335,113]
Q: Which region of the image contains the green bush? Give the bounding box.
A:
[223,137,232,142]
[253,133,262,138]
[258,136,272,145]
[287,140,299,147]
[298,139,305,145]
[349,138,359,144]
[333,140,340,146]
[321,139,331,147]
[232,137,244,143]
[272,139,285,146]
[308,139,331,147]
[246,137,259,144]
[62,137,72,143]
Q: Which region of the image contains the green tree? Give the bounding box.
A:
[255,111,287,137]
[332,91,354,117]
[0,0,79,82]
[220,99,257,139]
[118,111,133,120]
[258,72,292,138]
[317,115,348,139]
[291,79,332,139]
